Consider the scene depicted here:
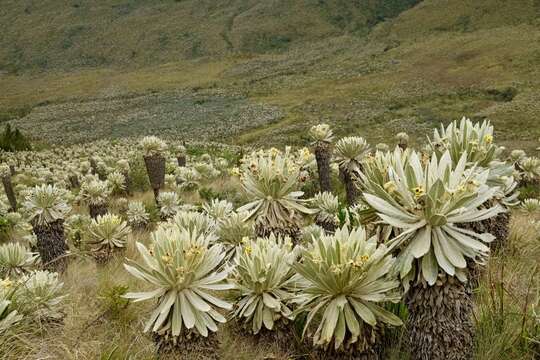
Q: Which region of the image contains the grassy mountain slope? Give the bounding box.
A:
[1,0,540,150]
[0,0,418,71]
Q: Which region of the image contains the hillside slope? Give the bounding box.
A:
[0,0,418,72]
[1,0,540,150]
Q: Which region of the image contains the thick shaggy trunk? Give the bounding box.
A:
[310,325,382,360]
[518,178,539,189]
[129,221,147,232]
[315,218,337,234]
[177,155,186,167]
[89,203,108,219]
[89,158,98,175]
[122,170,133,196]
[154,330,220,360]
[2,176,17,211]
[314,143,332,193]
[90,159,106,180]
[32,219,68,272]
[144,154,165,203]
[254,222,301,243]
[230,319,298,356]
[464,211,510,252]
[340,168,358,206]
[93,248,122,265]
[406,276,474,360]
[68,175,80,189]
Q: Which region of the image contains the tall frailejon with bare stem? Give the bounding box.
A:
[23,184,71,272]
[140,136,167,204]
[309,124,334,193]
[362,149,502,360]
[334,136,371,206]
[0,164,17,211]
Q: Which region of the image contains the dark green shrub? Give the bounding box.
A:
[198,186,220,201]
[518,185,540,201]
[98,285,130,319]
[128,156,150,192]
[0,124,32,152]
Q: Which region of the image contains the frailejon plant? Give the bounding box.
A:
[0,212,29,243]
[80,178,111,219]
[293,226,402,359]
[67,166,80,189]
[157,191,181,220]
[231,234,299,347]
[466,168,519,252]
[140,136,167,204]
[123,225,233,359]
[0,281,22,333]
[117,159,132,195]
[520,198,540,213]
[334,136,371,206]
[518,156,540,187]
[300,224,325,244]
[193,162,220,180]
[0,242,37,278]
[215,211,254,262]
[237,149,316,241]
[165,210,217,239]
[509,149,526,163]
[395,132,409,151]
[362,149,502,360]
[107,171,126,196]
[202,199,234,222]
[428,117,498,168]
[375,143,390,152]
[176,167,201,192]
[428,118,519,250]
[11,270,66,323]
[22,184,71,272]
[88,214,131,264]
[312,192,340,233]
[309,124,334,193]
[126,201,150,230]
[176,145,187,167]
[165,174,178,190]
[0,164,17,211]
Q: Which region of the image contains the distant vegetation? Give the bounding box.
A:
[0,124,31,152]
[0,1,539,152]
